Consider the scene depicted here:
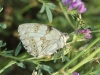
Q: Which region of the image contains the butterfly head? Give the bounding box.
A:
[63,33,69,41]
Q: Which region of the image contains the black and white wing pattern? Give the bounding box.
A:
[18,23,68,58]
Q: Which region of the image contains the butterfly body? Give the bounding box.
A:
[18,23,68,58]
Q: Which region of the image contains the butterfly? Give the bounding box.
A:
[18,23,69,58]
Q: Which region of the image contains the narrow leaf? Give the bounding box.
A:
[0,7,3,12]
[39,4,45,13]
[0,61,15,74]
[0,41,6,47]
[16,61,26,69]
[46,3,56,10]
[62,56,70,62]
[2,42,6,47]
[35,66,42,75]
[38,68,42,75]
[15,42,22,56]
[0,41,3,47]
[2,50,13,54]
[3,53,13,56]
[40,65,53,74]
[0,23,7,29]
[53,53,58,63]
[46,6,52,23]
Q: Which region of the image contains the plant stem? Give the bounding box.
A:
[0,53,21,60]
[60,37,100,71]
[19,4,33,14]
[0,61,15,74]
[58,1,76,30]
[91,30,100,33]
[68,47,100,73]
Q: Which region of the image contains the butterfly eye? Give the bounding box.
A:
[63,33,69,38]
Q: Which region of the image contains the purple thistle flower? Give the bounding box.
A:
[62,0,86,13]
[72,72,79,75]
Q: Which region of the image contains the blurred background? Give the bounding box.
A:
[0,0,100,75]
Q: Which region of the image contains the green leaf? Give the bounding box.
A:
[53,53,58,63]
[62,56,70,62]
[46,3,56,10]
[38,0,44,3]
[35,66,42,75]
[38,68,42,75]
[0,7,3,12]
[0,61,15,74]
[46,6,52,23]
[16,61,26,69]
[85,67,93,75]
[2,53,13,56]
[40,64,53,74]
[2,42,6,47]
[0,23,7,29]
[0,41,6,47]
[15,42,22,56]
[2,50,13,54]
[0,41,3,47]
[39,4,45,13]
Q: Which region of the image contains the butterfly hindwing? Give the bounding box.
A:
[18,23,68,58]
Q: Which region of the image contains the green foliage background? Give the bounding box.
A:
[0,0,100,75]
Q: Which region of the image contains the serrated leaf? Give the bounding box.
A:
[40,65,53,74]
[46,6,52,23]
[46,3,56,10]
[15,42,22,56]
[16,61,26,69]
[39,4,45,13]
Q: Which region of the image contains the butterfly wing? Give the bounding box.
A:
[18,23,68,58]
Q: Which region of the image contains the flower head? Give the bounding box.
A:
[62,0,71,5]
[76,29,92,39]
[72,72,79,75]
[77,2,86,13]
[62,0,86,13]
[68,0,82,10]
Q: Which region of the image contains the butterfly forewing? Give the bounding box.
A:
[18,23,68,58]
